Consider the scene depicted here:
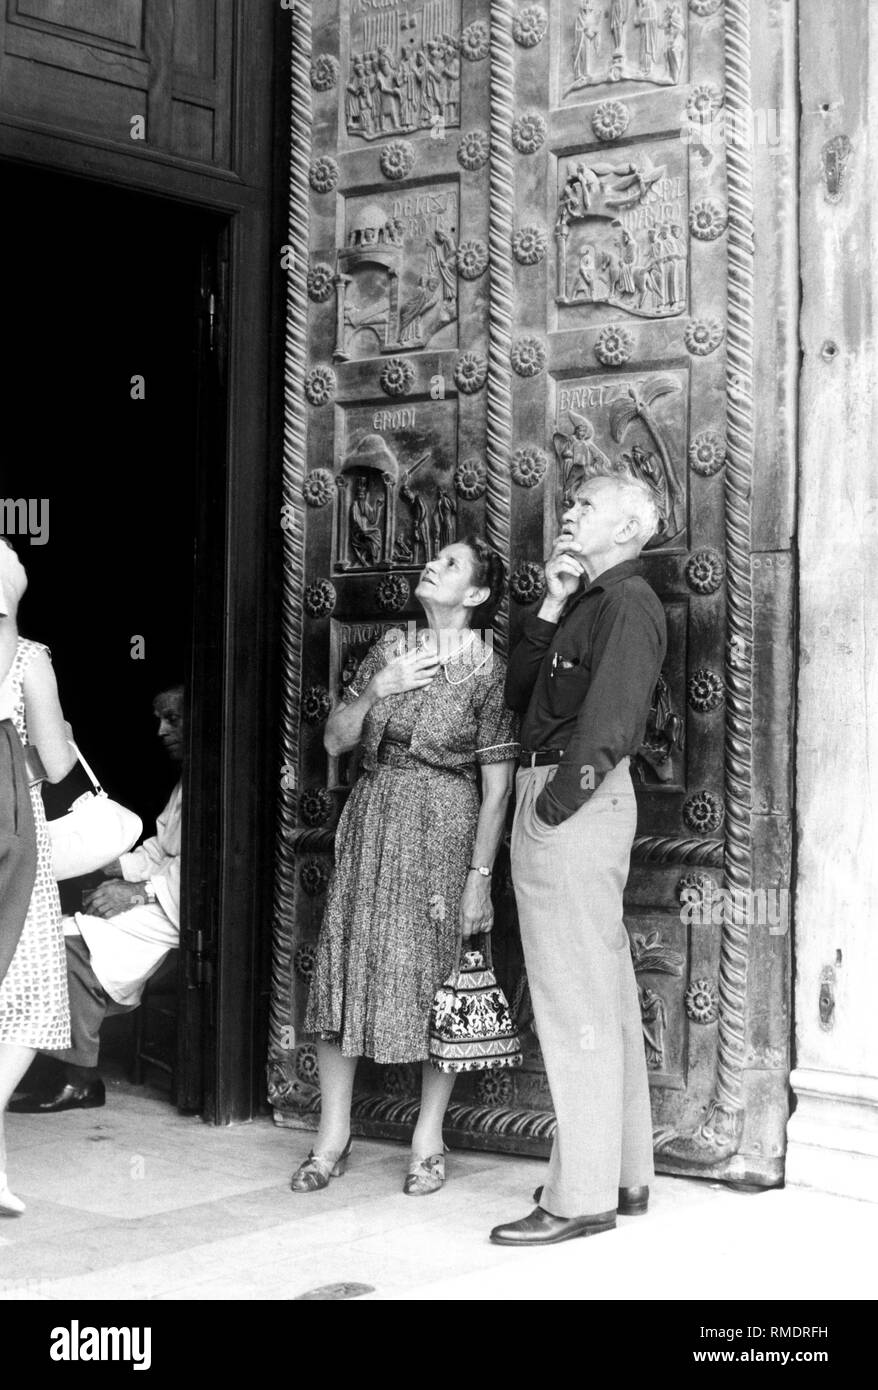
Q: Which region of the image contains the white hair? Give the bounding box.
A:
[613,475,661,548]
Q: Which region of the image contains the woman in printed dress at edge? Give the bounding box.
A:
[296,536,519,1196]
[0,540,77,1215]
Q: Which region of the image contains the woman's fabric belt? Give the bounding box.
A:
[376,742,418,769]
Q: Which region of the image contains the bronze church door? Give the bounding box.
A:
[269,0,795,1187]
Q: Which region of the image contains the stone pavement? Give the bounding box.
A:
[2,1075,876,1302]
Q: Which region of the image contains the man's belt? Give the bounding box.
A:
[519,748,565,768]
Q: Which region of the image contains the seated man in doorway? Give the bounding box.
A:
[10,683,184,1114]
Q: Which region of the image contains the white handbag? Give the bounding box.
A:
[46,743,143,881]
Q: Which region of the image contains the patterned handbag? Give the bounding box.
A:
[429,934,523,1073]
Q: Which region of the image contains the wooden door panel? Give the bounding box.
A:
[270,0,793,1187]
[0,0,234,167]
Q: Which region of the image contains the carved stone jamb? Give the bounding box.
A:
[486,1,516,658]
[269,2,312,1111]
[654,0,756,1171]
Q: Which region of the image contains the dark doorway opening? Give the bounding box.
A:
[2,162,224,1111]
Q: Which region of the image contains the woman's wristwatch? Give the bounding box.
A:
[468,864,491,877]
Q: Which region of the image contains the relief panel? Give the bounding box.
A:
[335,183,460,360]
[341,0,461,145]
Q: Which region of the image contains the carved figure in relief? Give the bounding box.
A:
[442,38,461,125]
[349,476,386,568]
[376,50,403,130]
[663,3,685,84]
[639,985,667,1069]
[552,413,614,501]
[573,2,602,81]
[434,488,458,550]
[610,0,630,52]
[399,274,442,343]
[633,0,659,72]
[401,459,434,564]
[397,48,418,127]
[573,244,597,300]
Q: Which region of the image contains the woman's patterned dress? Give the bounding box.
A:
[0,640,71,1048]
[305,630,519,1064]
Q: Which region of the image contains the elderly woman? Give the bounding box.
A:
[0,540,76,1215]
[295,535,518,1196]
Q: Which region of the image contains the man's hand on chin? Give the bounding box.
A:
[83,880,147,919]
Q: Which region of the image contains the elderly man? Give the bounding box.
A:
[491,473,666,1246]
[11,684,184,1113]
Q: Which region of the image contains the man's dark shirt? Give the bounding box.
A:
[505,557,667,827]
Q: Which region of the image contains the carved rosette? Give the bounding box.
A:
[683,791,725,835]
[376,574,410,613]
[457,130,491,171]
[460,21,490,61]
[686,83,724,123]
[379,357,415,396]
[299,787,333,828]
[512,6,548,48]
[677,872,720,908]
[685,548,725,594]
[380,140,415,181]
[512,225,548,265]
[309,54,339,91]
[594,325,634,367]
[454,458,487,500]
[689,430,727,476]
[306,262,334,302]
[295,1044,319,1082]
[303,578,337,619]
[511,112,547,154]
[294,944,317,980]
[510,336,547,377]
[308,156,338,193]
[457,240,489,280]
[686,979,720,1025]
[299,857,330,896]
[511,447,548,488]
[688,668,725,713]
[301,685,331,725]
[592,101,631,142]
[690,199,728,240]
[510,561,546,605]
[685,319,725,356]
[475,1070,515,1105]
[303,469,334,507]
[304,365,336,405]
[454,350,488,393]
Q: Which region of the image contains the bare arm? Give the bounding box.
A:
[324,649,440,757]
[459,760,515,939]
[21,648,76,783]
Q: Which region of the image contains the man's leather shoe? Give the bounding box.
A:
[8,1080,105,1114]
[490,1206,616,1246]
[532,1183,649,1216]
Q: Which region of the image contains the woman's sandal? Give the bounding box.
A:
[290,1136,352,1193]
[403,1152,446,1196]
